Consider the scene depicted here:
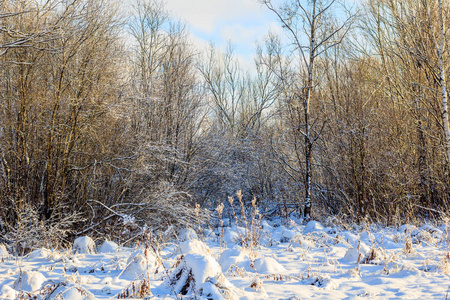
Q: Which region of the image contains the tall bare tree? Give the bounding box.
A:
[425,0,450,163]
[261,0,353,219]
[124,0,207,231]
[0,0,126,226]
[360,0,450,218]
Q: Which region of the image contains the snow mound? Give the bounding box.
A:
[27,248,53,260]
[121,249,157,280]
[219,245,250,272]
[0,285,15,299]
[223,228,240,244]
[323,227,337,234]
[421,224,441,235]
[289,235,315,250]
[14,271,46,292]
[46,282,96,300]
[304,275,338,290]
[73,236,96,254]
[185,254,223,284]
[223,226,247,245]
[341,241,371,263]
[340,231,359,246]
[202,228,215,238]
[281,229,297,242]
[99,241,118,253]
[0,244,9,258]
[360,231,375,243]
[304,220,324,234]
[399,224,418,233]
[261,220,272,232]
[253,257,286,274]
[178,227,198,241]
[261,220,273,232]
[168,253,236,299]
[177,239,211,256]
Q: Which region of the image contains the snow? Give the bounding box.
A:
[177,239,211,256]
[341,241,370,263]
[14,270,46,292]
[261,221,272,231]
[184,253,223,284]
[219,245,250,272]
[0,285,15,299]
[46,282,96,300]
[98,241,118,253]
[223,227,240,244]
[304,220,324,233]
[203,228,215,238]
[1,220,450,299]
[166,250,239,299]
[121,249,157,280]
[280,228,297,242]
[178,227,198,241]
[253,257,286,274]
[73,236,96,254]
[27,248,56,260]
[0,244,9,258]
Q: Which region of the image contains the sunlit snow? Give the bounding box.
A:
[1,219,450,299]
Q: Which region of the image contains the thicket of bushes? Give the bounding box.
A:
[1,0,450,248]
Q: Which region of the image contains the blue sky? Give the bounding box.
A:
[125,0,357,71]
[164,0,282,70]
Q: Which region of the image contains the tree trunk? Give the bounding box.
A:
[303,76,313,220]
[303,1,316,221]
[433,0,450,164]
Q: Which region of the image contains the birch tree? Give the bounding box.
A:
[261,0,353,219]
[362,0,450,217]
[426,0,450,164]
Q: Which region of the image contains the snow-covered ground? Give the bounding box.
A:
[1,220,450,299]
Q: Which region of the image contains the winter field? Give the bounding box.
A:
[1,219,450,300]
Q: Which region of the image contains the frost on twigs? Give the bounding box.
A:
[4,203,79,254]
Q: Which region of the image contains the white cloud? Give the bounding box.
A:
[122,0,284,72]
[219,20,281,46]
[165,0,266,34]
[164,0,283,73]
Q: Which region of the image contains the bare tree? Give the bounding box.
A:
[199,43,248,136]
[360,0,450,218]
[0,0,76,56]
[425,0,450,163]
[261,0,353,219]
[0,0,126,228]
[123,0,207,232]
